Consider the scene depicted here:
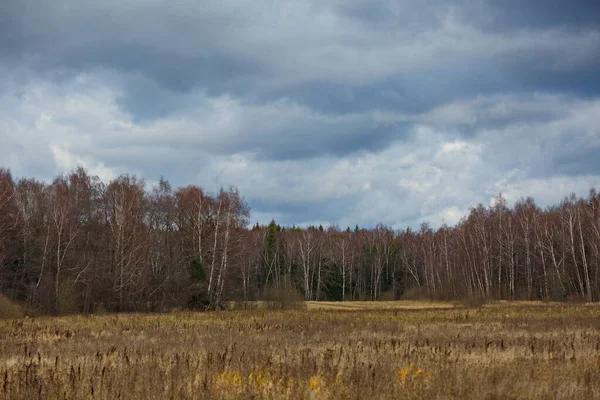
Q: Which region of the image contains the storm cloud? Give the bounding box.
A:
[1,0,599,228]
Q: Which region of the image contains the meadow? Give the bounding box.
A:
[1,301,600,399]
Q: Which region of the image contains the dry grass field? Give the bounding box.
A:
[1,301,600,399]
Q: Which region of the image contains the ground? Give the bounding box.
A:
[1,301,599,399]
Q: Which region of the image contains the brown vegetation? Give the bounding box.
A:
[1,167,600,316]
[0,295,23,320]
[1,302,599,399]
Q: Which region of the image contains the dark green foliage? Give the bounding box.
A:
[190,259,206,283]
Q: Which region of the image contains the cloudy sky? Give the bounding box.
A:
[2,1,600,229]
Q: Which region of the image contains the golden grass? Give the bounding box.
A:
[1,302,600,399]
[305,300,456,310]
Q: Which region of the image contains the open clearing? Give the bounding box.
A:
[305,300,456,310]
[1,302,600,399]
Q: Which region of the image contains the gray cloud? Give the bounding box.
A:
[1,0,600,228]
[5,1,599,96]
[482,0,600,31]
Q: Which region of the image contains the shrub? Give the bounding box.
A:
[401,286,430,301]
[94,302,108,314]
[460,294,488,309]
[0,295,23,319]
[226,301,259,311]
[57,278,81,315]
[379,289,400,301]
[262,285,305,310]
[187,282,211,309]
[565,293,587,304]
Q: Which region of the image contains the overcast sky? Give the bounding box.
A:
[2,0,600,229]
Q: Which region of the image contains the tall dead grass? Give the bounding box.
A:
[1,302,599,399]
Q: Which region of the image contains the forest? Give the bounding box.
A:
[1,166,599,314]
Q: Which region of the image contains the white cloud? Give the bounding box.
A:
[1,64,599,229]
[493,176,600,207]
[50,145,115,182]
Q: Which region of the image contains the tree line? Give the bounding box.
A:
[1,167,599,314]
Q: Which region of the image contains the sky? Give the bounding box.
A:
[1,0,600,229]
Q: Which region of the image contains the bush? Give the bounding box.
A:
[401,286,430,301]
[226,301,259,311]
[565,293,587,304]
[262,285,305,310]
[0,295,24,319]
[57,278,81,315]
[93,302,108,315]
[187,282,211,309]
[379,289,399,301]
[460,294,488,309]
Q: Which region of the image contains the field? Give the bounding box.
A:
[1,302,600,399]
